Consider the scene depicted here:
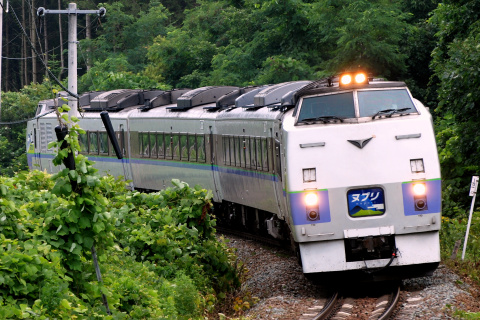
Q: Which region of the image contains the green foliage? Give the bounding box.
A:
[0,81,57,176]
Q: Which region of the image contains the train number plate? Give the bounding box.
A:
[347,187,385,217]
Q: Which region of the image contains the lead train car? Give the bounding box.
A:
[27,74,442,282]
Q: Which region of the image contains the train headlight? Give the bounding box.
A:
[355,73,367,84]
[305,192,319,207]
[413,183,426,196]
[339,72,369,87]
[340,74,352,85]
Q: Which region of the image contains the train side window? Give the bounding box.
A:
[99,132,109,155]
[180,134,189,161]
[89,131,99,154]
[157,133,165,158]
[197,134,206,163]
[173,134,180,160]
[235,136,242,167]
[243,136,251,169]
[78,133,88,154]
[223,135,230,165]
[255,137,262,171]
[141,132,150,157]
[188,134,197,162]
[239,136,246,167]
[262,138,269,171]
[229,136,236,166]
[149,132,157,158]
[250,137,257,169]
[165,133,173,159]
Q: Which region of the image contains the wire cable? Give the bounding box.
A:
[0,109,55,125]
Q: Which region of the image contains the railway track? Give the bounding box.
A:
[300,285,401,320]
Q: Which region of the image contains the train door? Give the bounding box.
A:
[273,135,287,219]
[30,122,42,169]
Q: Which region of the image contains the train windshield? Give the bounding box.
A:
[358,89,416,118]
[297,92,356,122]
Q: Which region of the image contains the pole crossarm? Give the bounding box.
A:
[37,7,106,17]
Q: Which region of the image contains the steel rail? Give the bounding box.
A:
[311,291,339,320]
[377,285,401,320]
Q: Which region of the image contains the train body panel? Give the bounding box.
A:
[27,76,442,282]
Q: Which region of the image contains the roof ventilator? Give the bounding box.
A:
[168,86,239,112]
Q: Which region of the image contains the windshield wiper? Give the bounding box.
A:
[371,107,411,120]
[300,115,345,123]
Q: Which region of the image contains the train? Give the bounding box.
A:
[26,72,442,282]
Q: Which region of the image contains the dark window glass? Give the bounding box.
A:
[181,134,188,161]
[78,133,88,153]
[157,133,165,158]
[165,133,173,159]
[223,136,230,165]
[298,92,355,122]
[197,135,205,163]
[172,134,180,160]
[230,136,236,166]
[142,132,149,157]
[150,132,157,158]
[256,137,262,170]
[250,137,257,169]
[188,135,197,162]
[244,136,251,169]
[89,132,98,154]
[99,132,109,154]
[358,89,416,117]
[262,138,269,171]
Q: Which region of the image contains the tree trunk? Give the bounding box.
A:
[58,0,64,81]
[31,0,37,84]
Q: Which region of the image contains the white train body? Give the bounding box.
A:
[27,75,441,281]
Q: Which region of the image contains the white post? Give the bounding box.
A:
[462,176,479,260]
[68,2,78,119]
[0,0,3,120]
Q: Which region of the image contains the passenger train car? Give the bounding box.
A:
[26,73,442,282]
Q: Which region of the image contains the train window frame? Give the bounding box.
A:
[234,136,241,167]
[229,136,236,166]
[255,137,263,171]
[250,137,257,169]
[197,134,206,163]
[140,132,150,158]
[188,134,197,162]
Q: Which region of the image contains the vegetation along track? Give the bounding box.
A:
[299,285,401,320]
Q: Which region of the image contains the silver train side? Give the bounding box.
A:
[26,76,442,282]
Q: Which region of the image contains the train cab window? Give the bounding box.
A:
[150,132,157,158]
[180,134,189,161]
[172,134,180,160]
[157,133,165,158]
[197,135,206,163]
[89,132,99,154]
[298,92,355,122]
[165,133,173,159]
[358,89,416,118]
[188,135,197,162]
[99,132,109,155]
[78,133,88,154]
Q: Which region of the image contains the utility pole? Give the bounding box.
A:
[0,0,5,120]
[37,3,105,119]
